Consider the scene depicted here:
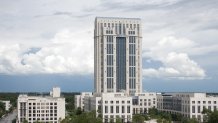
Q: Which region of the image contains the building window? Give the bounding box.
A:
[105,106,108,113]
[198,106,201,113]
[214,101,217,104]
[116,106,119,113]
[208,101,211,104]
[192,106,195,113]
[122,106,125,113]
[148,102,151,106]
[110,106,113,113]
[208,106,211,110]
[192,101,195,104]
[198,101,200,104]
[98,106,101,111]
[116,101,119,104]
[127,106,130,113]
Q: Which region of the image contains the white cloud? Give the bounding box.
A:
[143,36,196,60]
[143,36,206,79]
[0,29,94,75]
[143,52,206,79]
[103,0,182,6]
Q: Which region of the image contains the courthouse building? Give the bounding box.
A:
[17,87,65,123]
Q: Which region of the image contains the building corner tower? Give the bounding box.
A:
[94,17,142,95]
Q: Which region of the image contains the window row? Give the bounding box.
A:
[107,55,113,66]
[129,78,136,89]
[129,31,135,35]
[28,110,57,113]
[29,106,57,109]
[28,102,57,105]
[28,117,57,121]
[100,23,139,29]
[192,101,217,104]
[129,67,136,77]
[106,30,113,34]
[107,78,113,89]
[105,105,131,113]
[105,100,131,104]
[29,113,57,117]
[192,105,217,113]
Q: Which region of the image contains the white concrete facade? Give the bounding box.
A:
[157,93,218,122]
[75,17,146,123]
[74,92,93,110]
[83,93,133,123]
[50,87,61,98]
[0,100,11,111]
[75,92,157,122]
[94,17,142,95]
[17,87,65,123]
[132,92,157,114]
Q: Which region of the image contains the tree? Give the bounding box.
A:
[133,114,145,123]
[188,118,198,123]
[157,117,162,123]
[0,102,5,118]
[22,119,28,123]
[171,113,182,121]
[207,110,218,123]
[12,119,16,123]
[161,112,171,122]
[148,107,158,118]
[201,107,218,123]
[144,114,149,121]
[76,107,82,115]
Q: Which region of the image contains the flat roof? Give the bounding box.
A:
[95,16,141,20]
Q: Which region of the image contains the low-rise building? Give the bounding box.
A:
[83,92,132,123]
[132,92,157,114]
[74,92,93,110]
[0,100,11,111]
[157,92,218,122]
[75,92,157,123]
[17,87,65,123]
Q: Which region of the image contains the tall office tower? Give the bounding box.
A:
[94,17,142,95]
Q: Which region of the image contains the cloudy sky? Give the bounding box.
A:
[0,0,218,92]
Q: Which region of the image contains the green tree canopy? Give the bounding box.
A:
[133,114,145,123]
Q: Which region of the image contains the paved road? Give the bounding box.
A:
[0,110,17,123]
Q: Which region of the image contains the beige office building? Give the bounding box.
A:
[94,17,142,95]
